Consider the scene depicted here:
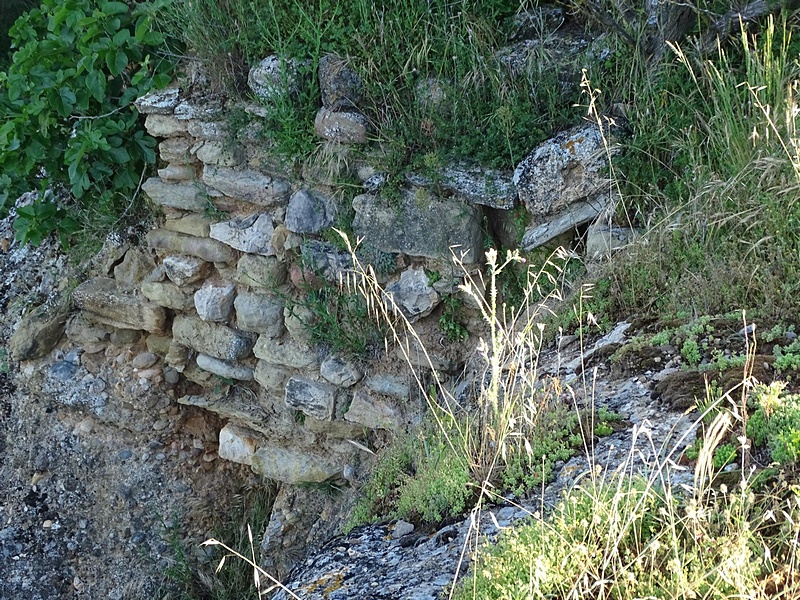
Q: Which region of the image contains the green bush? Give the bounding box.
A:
[747,383,800,466]
[0,0,174,247]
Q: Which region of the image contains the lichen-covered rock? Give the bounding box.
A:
[314,108,369,144]
[163,255,210,286]
[202,165,291,207]
[194,141,242,167]
[172,315,254,361]
[318,54,363,109]
[585,221,640,259]
[253,336,319,370]
[210,214,276,256]
[285,189,336,234]
[253,360,292,392]
[134,87,181,114]
[8,295,71,361]
[158,137,194,163]
[144,114,188,137]
[384,267,440,322]
[236,254,287,289]
[142,178,208,211]
[194,281,236,322]
[248,55,301,101]
[146,230,237,263]
[299,240,352,283]
[141,281,195,311]
[320,355,362,387]
[513,123,611,217]
[285,377,336,420]
[187,120,227,140]
[251,444,342,483]
[352,190,483,262]
[73,278,166,333]
[234,293,284,337]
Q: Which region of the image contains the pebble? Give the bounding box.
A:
[152,419,170,431]
[392,520,414,539]
[164,367,180,385]
[42,520,52,529]
[118,449,133,461]
[50,361,78,381]
[132,352,158,370]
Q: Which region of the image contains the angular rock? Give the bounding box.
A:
[352,191,483,262]
[187,120,227,140]
[145,334,172,356]
[283,305,316,345]
[146,230,237,263]
[365,374,411,400]
[165,340,191,371]
[586,223,639,259]
[159,137,194,164]
[251,445,341,484]
[314,108,369,144]
[179,389,273,435]
[285,189,336,234]
[513,123,610,216]
[73,278,166,333]
[384,268,440,322]
[194,281,237,322]
[299,240,352,283]
[320,355,362,387]
[144,114,188,137]
[318,54,363,110]
[248,55,301,101]
[344,390,402,431]
[210,214,275,256]
[173,98,222,120]
[285,377,336,420]
[141,281,195,311]
[8,295,71,361]
[65,312,109,352]
[195,141,242,167]
[203,165,291,207]
[163,214,212,238]
[218,423,261,465]
[253,336,319,370]
[441,163,517,209]
[234,293,284,337]
[173,315,254,361]
[113,248,156,289]
[157,164,196,182]
[142,178,208,211]
[236,254,287,289]
[135,87,181,115]
[520,196,610,251]
[196,353,254,381]
[163,255,211,286]
[254,360,292,392]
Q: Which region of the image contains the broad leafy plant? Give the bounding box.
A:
[0,0,173,247]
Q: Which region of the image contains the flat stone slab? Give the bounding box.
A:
[251,445,342,484]
[146,229,236,263]
[253,336,320,370]
[140,281,195,311]
[210,214,276,256]
[196,354,254,381]
[73,278,166,333]
[234,293,284,337]
[173,315,254,361]
[521,196,610,251]
[352,190,483,263]
[202,165,291,207]
[285,377,336,420]
[142,178,208,211]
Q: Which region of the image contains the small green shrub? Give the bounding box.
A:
[438,295,469,343]
[681,338,701,367]
[747,383,800,466]
[773,340,800,373]
[0,0,174,247]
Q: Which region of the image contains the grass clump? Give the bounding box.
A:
[603,15,800,320]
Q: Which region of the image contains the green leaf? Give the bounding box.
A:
[108,146,130,163]
[55,87,76,117]
[101,2,130,16]
[86,71,106,102]
[109,49,128,75]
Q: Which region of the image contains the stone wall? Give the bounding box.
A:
[23,44,632,571]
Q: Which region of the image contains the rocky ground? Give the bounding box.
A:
[0,214,258,599]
